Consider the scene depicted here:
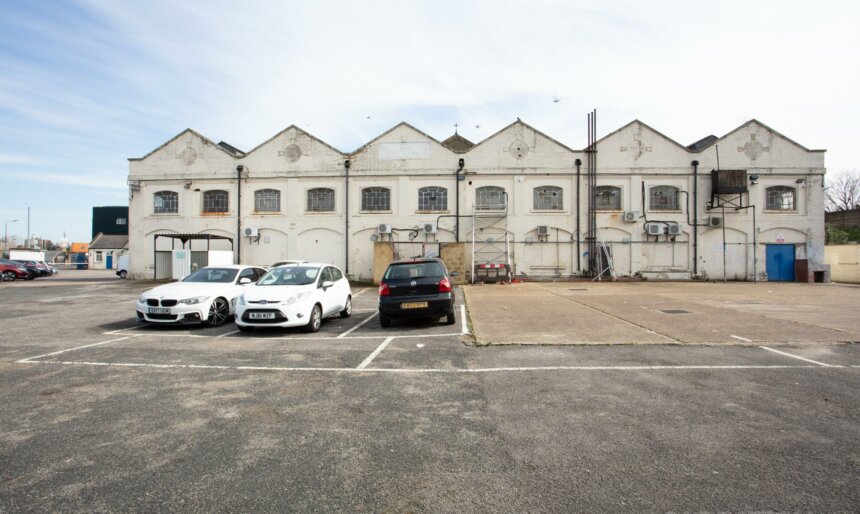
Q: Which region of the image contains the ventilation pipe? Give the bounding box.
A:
[236,164,243,264]
[344,159,350,274]
[455,158,464,242]
[692,160,699,276]
[575,158,582,273]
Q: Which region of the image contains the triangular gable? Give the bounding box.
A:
[709,119,825,153]
[349,122,451,155]
[468,119,579,154]
[130,128,238,161]
[244,125,345,157]
[595,119,691,153]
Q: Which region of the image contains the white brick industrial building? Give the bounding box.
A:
[127,118,826,282]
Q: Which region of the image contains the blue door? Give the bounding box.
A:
[106,254,113,269]
[766,244,795,281]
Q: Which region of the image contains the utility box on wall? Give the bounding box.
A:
[711,169,748,194]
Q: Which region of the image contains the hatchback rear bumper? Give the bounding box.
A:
[379,293,454,318]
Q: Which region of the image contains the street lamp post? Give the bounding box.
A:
[4,219,18,258]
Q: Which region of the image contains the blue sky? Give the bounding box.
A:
[1,0,857,243]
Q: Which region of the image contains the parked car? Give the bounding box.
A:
[116,255,129,279]
[135,265,267,326]
[0,258,35,281]
[378,258,456,327]
[235,263,351,333]
[270,260,309,268]
[13,260,51,277]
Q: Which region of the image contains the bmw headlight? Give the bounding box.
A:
[238,294,246,306]
[179,296,209,305]
[138,295,147,303]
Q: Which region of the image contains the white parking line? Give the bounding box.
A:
[335,312,379,339]
[352,288,368,297]
[217,330,240,338]
[16,335,139,363]
[460,305,469,335]
[103,325,143,335]
[356,336,395,369]
[730,335,752,342]
[17,360,847,373]
[759,346,839,367]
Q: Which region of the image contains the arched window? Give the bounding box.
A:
[153,191,178,214]
[766,186,796,210]
[649,186,679,211]
[475,186,506,210]
[254,189,281,212]
[306,188,335,212]
[594,186,622,210]
[361,187,391,212]
[534,186,563,210]
[202,190,229,213]
[418,186,448,211]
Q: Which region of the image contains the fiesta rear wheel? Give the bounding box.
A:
[305,304,322,333]
[206,298,229,327]
[340,296,352,318]
[446,311,456,325]
[379,314,392,328]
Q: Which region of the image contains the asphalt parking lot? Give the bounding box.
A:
[1,272,858,512]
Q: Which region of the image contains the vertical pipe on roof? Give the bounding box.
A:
[692,160,699,277]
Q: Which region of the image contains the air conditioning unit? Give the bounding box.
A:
[709,216,723,227]
[667,223,682,235]
[243,227,259,237]
[645,222,664,236]
[423,223,436,234]
[537,225,549,236]
[623,211,639,223]
[377,224,392,234]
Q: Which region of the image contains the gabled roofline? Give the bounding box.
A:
[466,119,581,154]
[349,121,452,155]
[704,119,826,153]
[595,119,691,153]
[128,128,239,161]
[243,125,346,157]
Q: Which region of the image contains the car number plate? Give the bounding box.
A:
[249,312,276,320]
[148,307,170,314]
[401,302,428,309]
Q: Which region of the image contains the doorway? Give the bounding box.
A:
[766,244,795,281]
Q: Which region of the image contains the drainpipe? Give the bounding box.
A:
[691,160,699,277]
[236,164,243,264]
[575,158,582,273]
[455,158,464,242]
[344,159,350,274]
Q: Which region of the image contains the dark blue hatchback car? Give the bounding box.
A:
[377,258,455,327]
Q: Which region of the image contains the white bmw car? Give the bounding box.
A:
[235,263,352,332]
[136,265,267,326]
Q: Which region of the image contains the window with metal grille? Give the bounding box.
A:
[649,186,679,211]
[594,186,621,210]
[418,186,447,211]
[306,188,335,212]
[202,190,229,213]
[533,186,563,210]
[153,191,178,214]
[254,189,281,212]
[361,187,391,211]
[766,186,796,210]
[475,186,506,210]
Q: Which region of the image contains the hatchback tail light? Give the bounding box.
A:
[379,282,391,296]
[438,277,452,293]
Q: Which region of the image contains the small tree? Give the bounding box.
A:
[825,170,860,212]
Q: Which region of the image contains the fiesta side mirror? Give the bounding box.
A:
[239,277,252,284]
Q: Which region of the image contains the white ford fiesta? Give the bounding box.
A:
[136,265,267,326]
[235,263,352,332]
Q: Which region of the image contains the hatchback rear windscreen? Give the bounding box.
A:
[384,262,444,280]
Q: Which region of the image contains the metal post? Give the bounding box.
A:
[344,159,350,274]
[575,158,581,273]
[236,165,243,265]
[691,160,699,277]
[722,204,727,283]
[753,206,757,283]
